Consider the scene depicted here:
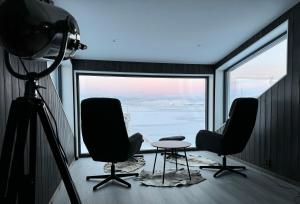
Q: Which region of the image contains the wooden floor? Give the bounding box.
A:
[51,152,300,204]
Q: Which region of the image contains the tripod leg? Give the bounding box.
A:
[37,104,81,204]
[12,105,33,203]
[22,108,38,203]
[5,100,33,203]
[0,101,19,198]
[0,99,33,203]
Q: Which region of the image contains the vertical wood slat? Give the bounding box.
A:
[284,73,292,177]
[265,90,271,168]
[277,80,285,176]
[259,95,265,167]
[270,84,279,172]
[0,49,5,154]
[0,49,75,204]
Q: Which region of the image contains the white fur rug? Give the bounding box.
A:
[138,168,205,187]
[104,157,145,173]
[167,154,218,167]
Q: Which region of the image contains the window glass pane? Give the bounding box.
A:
[227,38,287,113]
[79,75,206,153]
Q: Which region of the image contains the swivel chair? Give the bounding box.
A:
[196,98,258,178]
[81,98,143,190]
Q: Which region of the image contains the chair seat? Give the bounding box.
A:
[159,136,185,141]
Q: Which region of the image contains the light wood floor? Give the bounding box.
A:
[50,151,300,204]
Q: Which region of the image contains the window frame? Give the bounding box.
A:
[224,32,288,119]
[74,71,212,157]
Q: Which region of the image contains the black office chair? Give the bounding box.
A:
[81,98,144,190]
[196,97,258,178]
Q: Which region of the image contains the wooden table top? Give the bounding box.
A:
[151,140,191,149]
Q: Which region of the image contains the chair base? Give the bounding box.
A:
[200,156,247,178]
[86,163,138,190]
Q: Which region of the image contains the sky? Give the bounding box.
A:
[230,39,287,81]
[228,38,287,106]
[79,76,206,99]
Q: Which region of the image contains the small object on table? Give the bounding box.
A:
[159,136,186,158]
[159,136,185,141]
[152,141,191,184]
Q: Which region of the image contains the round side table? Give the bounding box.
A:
[151,141,191,184]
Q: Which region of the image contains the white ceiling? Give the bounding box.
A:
[54,0,299,64]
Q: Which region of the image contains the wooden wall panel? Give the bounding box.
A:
[264,90,271,167]
[72,59,215,75]
[270,83,279,172]
[0,49,5,154]
[230,4,300,183]
[0,48,75,204]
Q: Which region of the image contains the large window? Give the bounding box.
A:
[226,36,287,114]
[77,74,207,154]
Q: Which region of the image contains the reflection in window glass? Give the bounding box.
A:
[78,75,206,153]
[227,38,287,113]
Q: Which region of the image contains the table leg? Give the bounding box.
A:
[162,149,166,184]
[175,148,178,171]
[184,148,191,180]
[152,147,158,174]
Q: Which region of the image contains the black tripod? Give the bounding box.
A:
[0,50,81,203]
[0,77,81,204]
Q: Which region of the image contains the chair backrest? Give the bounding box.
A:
[81,98,130,162]
[222,97,258,155]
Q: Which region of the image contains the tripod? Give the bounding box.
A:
[0,52,81,203]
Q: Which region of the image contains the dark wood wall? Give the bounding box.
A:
[72,59,215,74]
[0,48,75,203]
[227,4,300,183]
